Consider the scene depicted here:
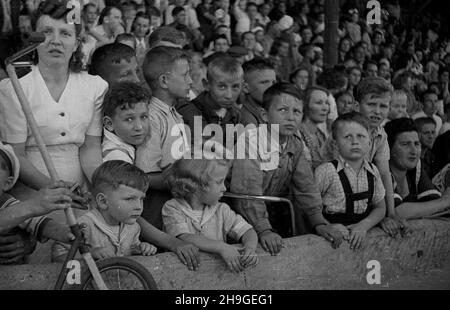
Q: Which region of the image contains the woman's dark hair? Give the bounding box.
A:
[384,117,418,148]
[33,0,83,72]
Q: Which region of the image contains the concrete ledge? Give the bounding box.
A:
[1,219,450,290]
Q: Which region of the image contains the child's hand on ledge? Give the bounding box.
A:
[346,224,367,250]
[258,230,282,255]
[139,242,157,256]
[220,244,244,273]
[239,246,258,269]
[91,246,115,260]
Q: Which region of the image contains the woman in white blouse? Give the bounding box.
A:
[0,0,108,196]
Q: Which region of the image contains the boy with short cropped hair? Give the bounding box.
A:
[177,55,244,146]
[102,81,151,164]
[89,42,140,85]
[239,58,277,126]
[322,76,406,238]
[135,46,192,229]
[231,83,345,255]
[53,160,157,261]
[315,112,387,250]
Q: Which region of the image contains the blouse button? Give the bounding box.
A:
[61,132,66,136]
[59,112,65,117]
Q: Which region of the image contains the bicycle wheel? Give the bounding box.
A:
[79,257,158,290]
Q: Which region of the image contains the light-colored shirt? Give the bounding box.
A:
[315,157,385,214]
[101,129,135,164]
[162,198,252,242]
[135,97,189,173]
[52,208,142,261]
[1,0,12,33]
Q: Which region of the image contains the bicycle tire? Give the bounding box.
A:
[79,257,158,290]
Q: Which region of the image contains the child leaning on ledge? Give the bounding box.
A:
[162,158,258,273]
[0,143,82,264]
[315,112,387,250]
[52,160,157,261]
[101,81,151,164]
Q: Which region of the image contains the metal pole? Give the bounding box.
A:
[324,0,340,68]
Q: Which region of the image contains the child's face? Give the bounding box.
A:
[214,38,229,52]
[166,59,193,99]
[418,123,436,149]
[306,89,329,123]
[100,185,145,225]
[334,121,370,162]
[242,33,256,50]
[358,92,390,128]
[388,93,408,120]
[336,93,357,115]
[349,69,362,86]
[106,101,150,146]
[198,165,228,206]
[0,163,13,193]
[104,57,140,84]
[244,69,276,103]
[292,69,309,91]
[208,70,243,108]
[267,94,303,137]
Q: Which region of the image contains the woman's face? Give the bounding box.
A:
[306,89,329,123]
[278,42,289,57]
[36,15,78,68]
[349,68,361,86]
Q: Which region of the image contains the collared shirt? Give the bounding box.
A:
[135,96,189,173]
[162,198,252,242]
[320,125,390,164]
[101,129,135,164]
[315,157,385,215]
[230,127,327,234]
[52,208,142,261]
[239,94,267,126]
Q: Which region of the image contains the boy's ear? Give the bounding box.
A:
[96,193,109,210]
[1,176,14,192]
[103,116,114,132]
[158,73,169,89]
[242,81,249,94]
[202,78,209,92]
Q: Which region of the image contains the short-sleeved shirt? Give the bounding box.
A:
[321,125,390,164]
[162,198,252,242]
[135,97,190,173]
[393,160,441,206]
[101,129,135,164]
[0,66,107,146]
[315,157,386,215]
[52,208,141,260]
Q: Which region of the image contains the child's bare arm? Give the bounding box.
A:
[178,233,244,273]
[239,229,258,268]
[137,217,200,270]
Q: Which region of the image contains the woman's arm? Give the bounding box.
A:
[79,135,102,183]
[11,143,51,190]
[396,188,450,220]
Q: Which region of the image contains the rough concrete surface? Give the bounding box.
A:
[0,219,449,290]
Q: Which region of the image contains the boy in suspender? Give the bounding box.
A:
[315,112,386,250]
